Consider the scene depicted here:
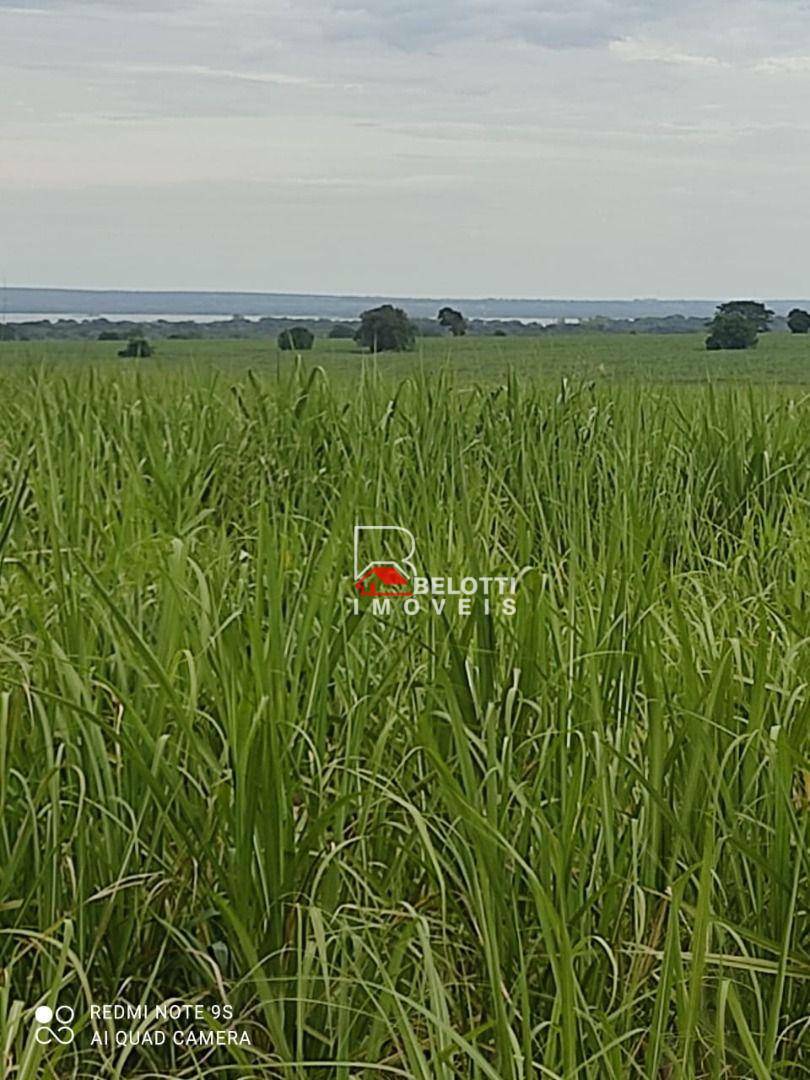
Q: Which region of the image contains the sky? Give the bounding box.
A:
[1,0,810,297]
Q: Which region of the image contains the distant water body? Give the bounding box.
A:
[2,313,269,324]
[2,312,562,326]
[4,290,806,321]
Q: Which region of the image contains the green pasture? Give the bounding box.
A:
[3,328,810,383]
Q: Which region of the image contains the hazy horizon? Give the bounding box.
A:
[5,286,810,324]
[4,285,810,304]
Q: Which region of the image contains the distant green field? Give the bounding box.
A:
[0,349,807,1077]
[3,329,810,383]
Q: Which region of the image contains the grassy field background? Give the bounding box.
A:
[3,328,810,383]
[0,336,808,1077]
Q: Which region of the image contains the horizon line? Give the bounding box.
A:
[2,286,805,303]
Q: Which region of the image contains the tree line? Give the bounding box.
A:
[292,301,810,353]
[117,301,810,355]
[4,301,809,354]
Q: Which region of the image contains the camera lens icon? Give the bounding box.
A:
[34,1004,75,1045]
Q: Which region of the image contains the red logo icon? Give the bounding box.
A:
[354,564,413,598]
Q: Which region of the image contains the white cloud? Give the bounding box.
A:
[112,63,357,90]
[755,54,810,73]
[610,39,730,68]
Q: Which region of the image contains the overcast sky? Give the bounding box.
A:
[1,0,809,297]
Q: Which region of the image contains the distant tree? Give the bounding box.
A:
[787,308,810,334]
[0,325,16,341]
[278,326,315,351]
[98,330,124,341]
[705,312,759,351]
[716,300,774,333]
[355,305,416,352]
[118,336,154,358]
[493,328,507,337]
[438,306,467,336]
[327,322,356,340]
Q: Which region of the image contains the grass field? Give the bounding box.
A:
[0,336,808,1078]
[3,328,810,383]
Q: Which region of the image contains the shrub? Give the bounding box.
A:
[118,337,154,358]
[705,312,758,351]
[438,306,467,336]
[355,305,416,352]
[278,327,315,351]
[787,308,810,334]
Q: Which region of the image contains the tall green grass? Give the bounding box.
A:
[0,360,807,1077]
